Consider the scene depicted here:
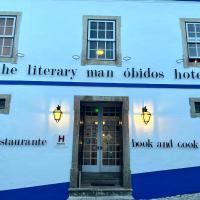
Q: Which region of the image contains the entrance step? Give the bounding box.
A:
[81,172,122,187]
[68,188,133,200]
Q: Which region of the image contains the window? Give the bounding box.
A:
[189,98,200,118]
[82,15,121,66]
[0,94,11,114]
[180,18,200,67]
[0,12,22,63]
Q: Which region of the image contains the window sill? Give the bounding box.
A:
[81,57,122,67]
[0,57,18,64]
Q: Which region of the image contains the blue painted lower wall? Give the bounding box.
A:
[1,166,200,200]
[132,166,200,199]
[0,182,70,200]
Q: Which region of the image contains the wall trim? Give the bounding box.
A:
[1,80,200,89]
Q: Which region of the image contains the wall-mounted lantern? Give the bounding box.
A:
[53,105,62,122]
[142,106,151,125]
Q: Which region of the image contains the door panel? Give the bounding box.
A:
[81,106,99,172]
[101,106,122,172]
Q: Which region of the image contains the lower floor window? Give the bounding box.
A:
[0,94,11,114]
[189,97,200,117]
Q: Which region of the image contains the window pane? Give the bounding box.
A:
[189,47,197,57]
[90,30,97,38]
[106,50,114,59]
[198,48,200,57]
[98,41,105,49]
[84,159,90,165]
[106,31,113,39]
[0,27,4,35]
[90,21,97,30]
[2,47,11,56]
[83,152,90,158]
[197,33,200,38]
[103,159,108,165]
[5,27,13,35]
[0,38,3,45]
[187,24,195,32]
[6,18,14,26]
[89,50,96,59]
[106,41,113,50]
[84,145,90,151]
[107,22,114,30]
[0,18,5,26]
[91,159,96,165]
[98,52,105,59]
[189,43,196,48]
[90,41,97,49]
[91,145,97,151]
[4,38,12,46]
[98,30,105,38]
[91,152,97,158]
[196,24,200,32]
[188,32,195,38]
[109,159,115,165]
[98,22,105,30]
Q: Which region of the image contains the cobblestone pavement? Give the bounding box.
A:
[68,193,200,200]
[151,193,200,200]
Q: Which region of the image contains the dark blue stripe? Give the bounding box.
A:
[0,182,69,200]
[1,80,200,89]
[132,166,200,199]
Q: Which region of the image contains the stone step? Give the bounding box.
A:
[68,196,134,200]
[81,172,122,187]
[68,188,133,198]
[81,172,121,180]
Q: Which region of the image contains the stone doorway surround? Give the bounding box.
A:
[70,96,131,189]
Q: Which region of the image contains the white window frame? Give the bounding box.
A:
[82,15,121,66]
[180,18,200,67]
[0,94,11,114]
[87,19,116,61]
[0,12,22,63]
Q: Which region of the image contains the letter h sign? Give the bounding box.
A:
[58,135,65,143]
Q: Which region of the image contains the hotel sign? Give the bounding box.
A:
[1,64,200,81]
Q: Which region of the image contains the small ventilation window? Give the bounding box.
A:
[0,94,11,114]
[0,98,6,109]
[189,98,200,118]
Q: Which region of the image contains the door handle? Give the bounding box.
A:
[98,146,102,150]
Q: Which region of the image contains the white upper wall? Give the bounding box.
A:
[0,0,200,84]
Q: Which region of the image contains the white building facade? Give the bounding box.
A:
[1,0,200,199]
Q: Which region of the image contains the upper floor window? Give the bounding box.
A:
[82,15,121,66]
[180,18,200,67]
[0,12,22,63]
[186,23,200,61]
